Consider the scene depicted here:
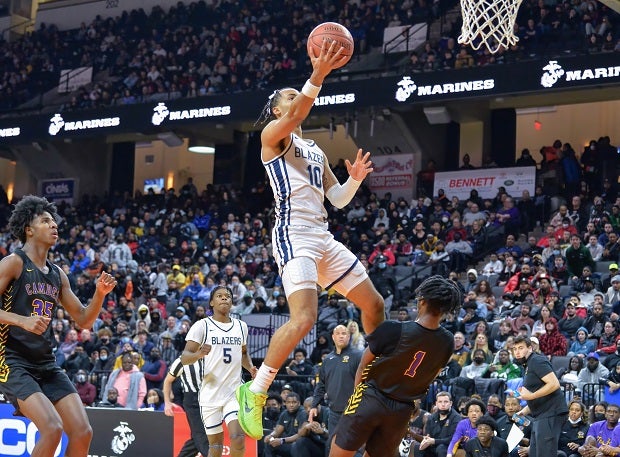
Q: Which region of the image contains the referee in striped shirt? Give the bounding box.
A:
[164,356,210,457]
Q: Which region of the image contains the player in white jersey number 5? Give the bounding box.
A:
[236,38,385,440]
[181,286,257,457]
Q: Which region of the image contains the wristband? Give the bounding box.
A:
[281,438,286,445]
[301,80,321,99]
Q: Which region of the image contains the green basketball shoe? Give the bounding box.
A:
[236,380,267,440]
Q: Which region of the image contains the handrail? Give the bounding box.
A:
[1,18,35,41]
[383,23,427,56]
[58,66,94,94]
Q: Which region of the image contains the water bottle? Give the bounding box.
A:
[512,413,530,427]
[505,389,521,398]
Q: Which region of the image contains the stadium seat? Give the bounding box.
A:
[492,286,505,301]
[596,262,613,274]
[551,355,571,375]
[559,285,572,298]
[395,265,413,283]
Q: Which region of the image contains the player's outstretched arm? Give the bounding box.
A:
[261,39,343,152]
[324,149,373,209]
[59,269,117,329]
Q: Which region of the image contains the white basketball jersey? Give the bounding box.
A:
[263,133,328,230]
[186,317,248,406]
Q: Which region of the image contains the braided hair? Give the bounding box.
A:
[414,275,463,316]
[9,195,59,243]
[254,87,297,126]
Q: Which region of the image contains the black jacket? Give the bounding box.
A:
[423,408,462,447]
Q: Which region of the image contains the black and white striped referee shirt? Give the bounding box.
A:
[168,356,203,393]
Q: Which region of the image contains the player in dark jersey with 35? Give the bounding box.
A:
[0,195,117,457]
[330,275,463,457]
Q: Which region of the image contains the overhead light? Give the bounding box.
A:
[188,139,215,154]
[515,106,557,115]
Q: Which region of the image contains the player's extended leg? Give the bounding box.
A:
[237,272,318,439]
[17,392,65,457]
[54,392,93,457]
[263,287,318,368]
[344,278,385,335]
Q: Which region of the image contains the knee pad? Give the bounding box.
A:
[282,257,318,295]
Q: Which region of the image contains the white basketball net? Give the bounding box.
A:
[457,0,524,54]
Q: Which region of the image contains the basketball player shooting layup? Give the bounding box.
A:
[235,38,385,440]
[0,195,118,457]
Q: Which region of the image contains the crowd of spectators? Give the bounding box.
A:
[0,135,617,457]
[0,0,437,111]
[2,0,619,112]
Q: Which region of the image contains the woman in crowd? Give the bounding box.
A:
[347,320,366,351]
[142,388,165,411]
[558,400,589,457]
[473,280,496,317]
[466,333,494,364]
[567,327,596,358]
[597,320,619,354]
[558,356,583,393]
[531,305,552,338]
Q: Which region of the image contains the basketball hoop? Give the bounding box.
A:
[457,0,524,54]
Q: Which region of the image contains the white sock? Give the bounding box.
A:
[250,364,278,394]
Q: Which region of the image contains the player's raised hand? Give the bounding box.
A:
[309,38,345,75]
[96,272,117,295]
[346,149,374,181]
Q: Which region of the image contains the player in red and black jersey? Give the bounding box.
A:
[330,275,463,457]
[0,195,117,457]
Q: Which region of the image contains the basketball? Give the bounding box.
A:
[307,22,354,69]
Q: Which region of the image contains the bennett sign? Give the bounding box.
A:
[433,166,536,200]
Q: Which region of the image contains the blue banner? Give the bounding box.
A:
[0,404,68,457]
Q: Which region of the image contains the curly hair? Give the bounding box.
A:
[414,275,463,316]
[568,399,588,424]
[8,195,59,243]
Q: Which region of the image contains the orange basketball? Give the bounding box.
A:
[306,22,354,69]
